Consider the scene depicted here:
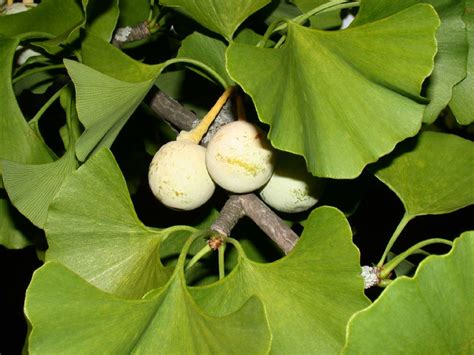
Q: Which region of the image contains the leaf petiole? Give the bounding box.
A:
[29,82,70,139]
[185,244,212,272]
[273,0,360,33]
[218,243,226,280]
[164,57,228,88]
[380,238,453,279]
[12,64,65,85]
[377,213,412,268]
[160,225,199,242]
[257,18,288,48]
[274,35,287,49]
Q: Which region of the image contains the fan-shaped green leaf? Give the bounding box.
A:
[226,5,439,178]
[67,35,164,161]
[45,149,175,298]
[352,0,468,124]
[343,231,473,354]
[0,198,31,249]
[65,64,156,161]
[373,131,474,218]
[0,37,52,181]
[191,206,370,353]
[3,151,77,228]
[178,32,234,86]
[160,0,271,41]
[450,0,474,125]
[25,260,272,354]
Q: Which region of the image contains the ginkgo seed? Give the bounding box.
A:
[148,141,215,210]
[206,121,275,193]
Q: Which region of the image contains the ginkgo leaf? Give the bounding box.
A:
[450,0,474,125]
[2,151,77,228]
[67,35,164,161]
[25,260,272,354]
[160,0,271,41]
[178,32,234,86]
[0,198,32,249]
[372,131,474,218]
[351,0,468,124]
[0,0,83,40]
[191,206,370,353]
[0,37,52,180]
[0,0,119,52]
[343,231,473,354]
[2,87,78,228]
[66,60,155,161]
[117,0,150,27]
[226,4,439,178]
[45,149,176,298]
[84,0,119,42]
[80,34,162,81]
[13,69,55,96]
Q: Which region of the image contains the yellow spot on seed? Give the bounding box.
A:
[217,153,263,177]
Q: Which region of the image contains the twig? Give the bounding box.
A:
[211,195,244,236]
[148,89,197,131]
[212,194,298,255]
[112,22,151,47]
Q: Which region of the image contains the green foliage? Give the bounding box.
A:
[191,207,370,353]
[117,0,150,27]
[227,5,439,178]
[0,198,31,249]
[26,260,272,353]
[293,0,342,29]
[353,0,468,124]
[373,131,474,218]
[449,0,474,125]
[177,32,234,86]
[0,0,472,353]
[44,149,174,298]
[0,37,52,179]
[160,0,271,40]
[0,0,83,41]
[344,231,474,353]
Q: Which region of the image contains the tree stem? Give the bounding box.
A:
[112,22,151,47]
[148,89,197,131]
[211,195,245,236]
[212,194,298,255]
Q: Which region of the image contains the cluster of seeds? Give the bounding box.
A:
[148,103,324,213]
